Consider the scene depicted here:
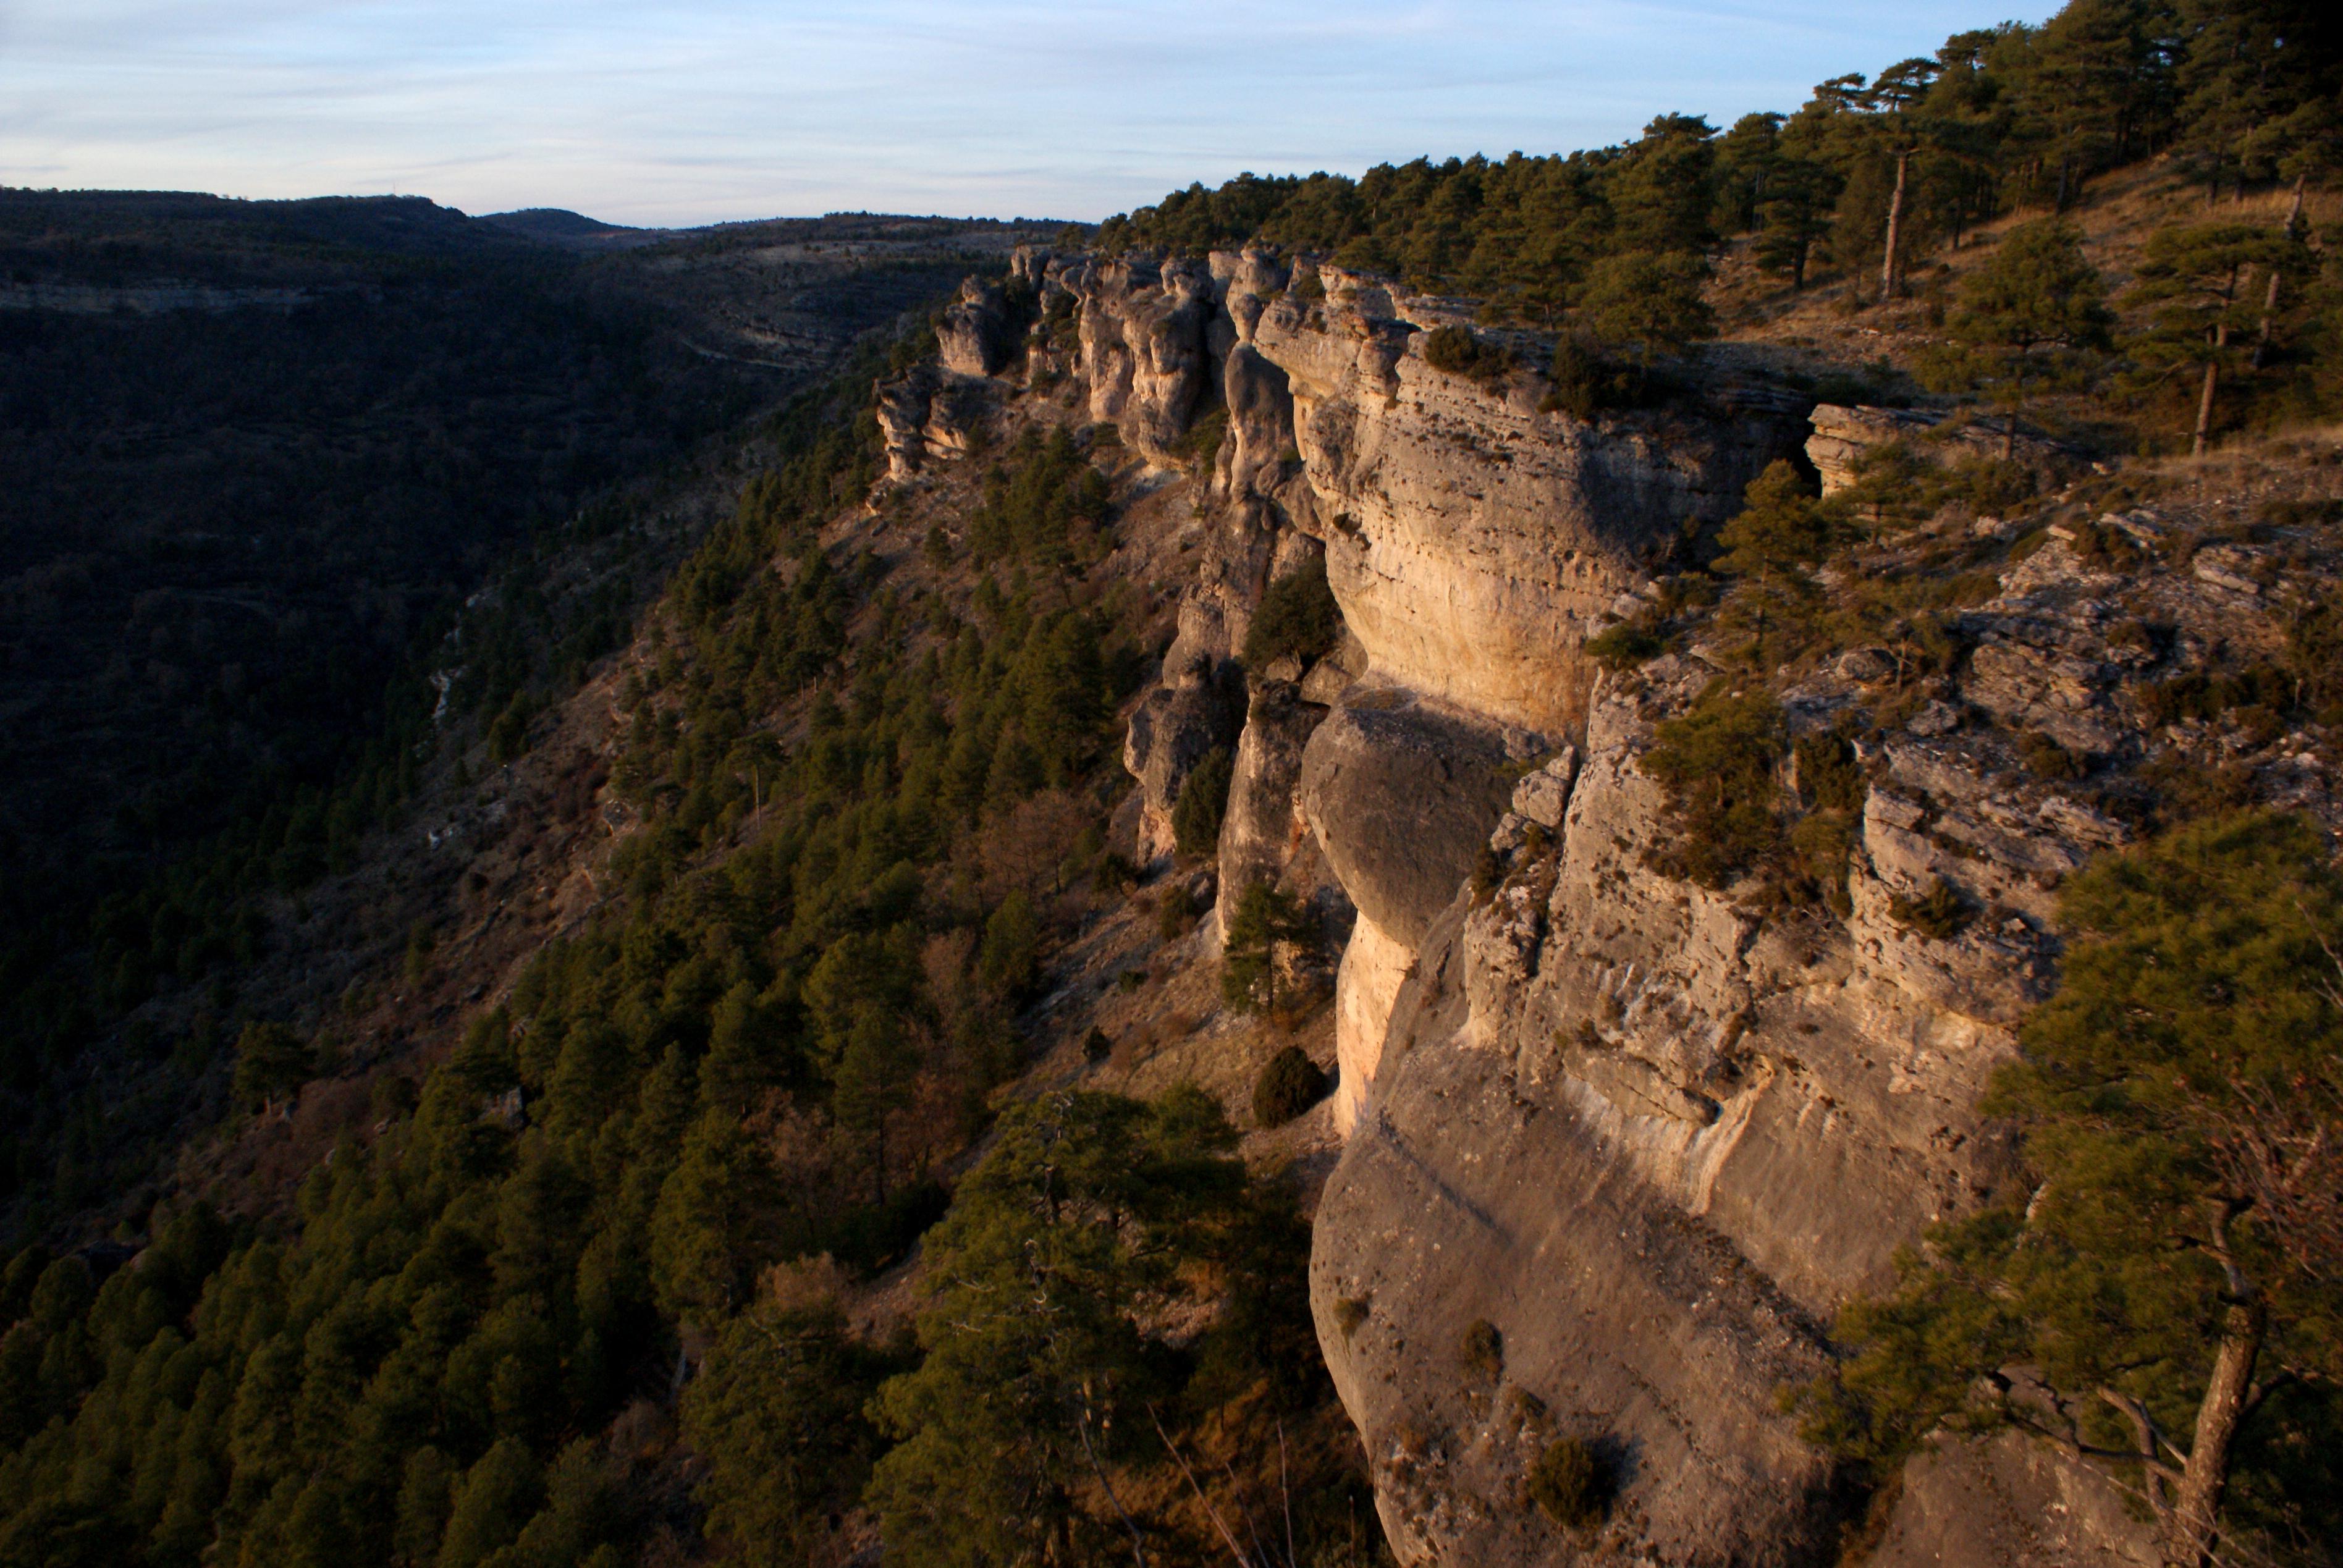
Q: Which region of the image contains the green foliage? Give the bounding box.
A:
[968,426,1114,568]
[1221,882,1316,1017]
[1639,684,1786,890]
[681,1300,892,1568]
[1887,878,1970,939]
[1577,250,1716,373]
[1421,325,1516,382]
[1172,747,1235,859]
[230,1020,313,1113]
[1584,619,1667,670]
[1251,1045,1329,1128]
[1526,1436,1610,1528]
[864,1088,1240,1564]
[1712,461,1834,582]
[1918,217,2111,449]
[1242,556,1344,669]
[1793,730,1866,812]
[2124,221,2314,448]
[1800,812,2343,1557]
[977,891,1041,1001]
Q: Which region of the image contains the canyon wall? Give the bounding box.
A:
[964,246,2180,1565]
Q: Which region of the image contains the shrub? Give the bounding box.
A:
[1584,618,1666,670]
[1172,748,1235,858]
[1421,325,1515,382]
[977,891,1041,997]
[1792,731,1865,811]
[1526,1436,1610,1528]
[231,1021,312,1113]
[2019,731,2087,780]
[1888,879,1970,940]
[1252,1045,1329,1127]
[1542,334,1613,418]
[1460,1318,1504,1380]
[1788,811,1857,917]
[1082,1027,1113,1063]
[1156,883,1199,941]
[1243,557,1344,668]
[1333,1295,1370,1338]
[1466,841,1508,903]
[1639,685,1786,888]
[1177,407,1229,471]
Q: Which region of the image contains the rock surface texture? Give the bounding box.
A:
[996,244,2283,1566]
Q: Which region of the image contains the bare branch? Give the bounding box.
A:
[2098,1388,2177,1519]
[1149,1404,1253,1568]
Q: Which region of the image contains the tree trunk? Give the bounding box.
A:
[2253,176,2307,368]
[2005,407,2020,462]
[2165,1299,2266,1567]
[1881,151,1910,298]
[2193,352,2221,458]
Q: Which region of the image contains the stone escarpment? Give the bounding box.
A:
[917,241,2258,1564]
[1307,504,2326,1565]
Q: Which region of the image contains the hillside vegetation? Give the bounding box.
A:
[3,2,2342,1566]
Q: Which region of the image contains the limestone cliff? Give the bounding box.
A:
[921,243,2334,1565]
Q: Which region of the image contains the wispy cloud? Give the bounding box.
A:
[0,0,2048,224]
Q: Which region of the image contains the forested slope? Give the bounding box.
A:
[2,2,2342,1566]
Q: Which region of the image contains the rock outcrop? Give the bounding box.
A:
[1806,401,2083,497]
[1121,651,1244,866]
[960,237,2274,1567]
[937,277,1016,377]
[1217,679,1332,908]
[874,363,993,484]
[1245,267,1802,735]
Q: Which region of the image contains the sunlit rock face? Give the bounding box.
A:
[1065,242,2157,1567]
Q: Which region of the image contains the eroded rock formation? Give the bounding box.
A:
[947,239,2235,1565]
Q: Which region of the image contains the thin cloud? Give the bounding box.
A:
[0,0,2051,224]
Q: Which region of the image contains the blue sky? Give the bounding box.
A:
[0,1,2048,227]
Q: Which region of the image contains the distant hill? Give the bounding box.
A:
[478,206,665,248]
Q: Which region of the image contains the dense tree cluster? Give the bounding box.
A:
[0,352,1369,1565]
[1098,2,2341,324]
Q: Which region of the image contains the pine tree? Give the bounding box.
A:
[1220,882,1314,1016]
[2126,220,2298,453]
[1797,811,2343,1566]
[1577,250,1716,382]
[1919,218,2113,456]
[865,1089,1247,1567]
[230,1020,313,1114]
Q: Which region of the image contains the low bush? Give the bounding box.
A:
[1253,1045,1329,1127]
[1172,748,1235,858]
[1527,1436,1611,1528]
[1422,324,1515,382]
[1792,730,1866,811]
[1243,557,1344,668]
[1585,618,1667,670]
[1542,334,1619,418]
[1460,1318,1504,1380]
[1888,879,1970,939]
[2019,731,2088,780]
[1639,685,1786,889]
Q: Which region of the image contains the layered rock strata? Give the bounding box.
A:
[1014,238,2211,1564]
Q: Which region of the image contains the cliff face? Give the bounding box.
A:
[944,245,2290,1565]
